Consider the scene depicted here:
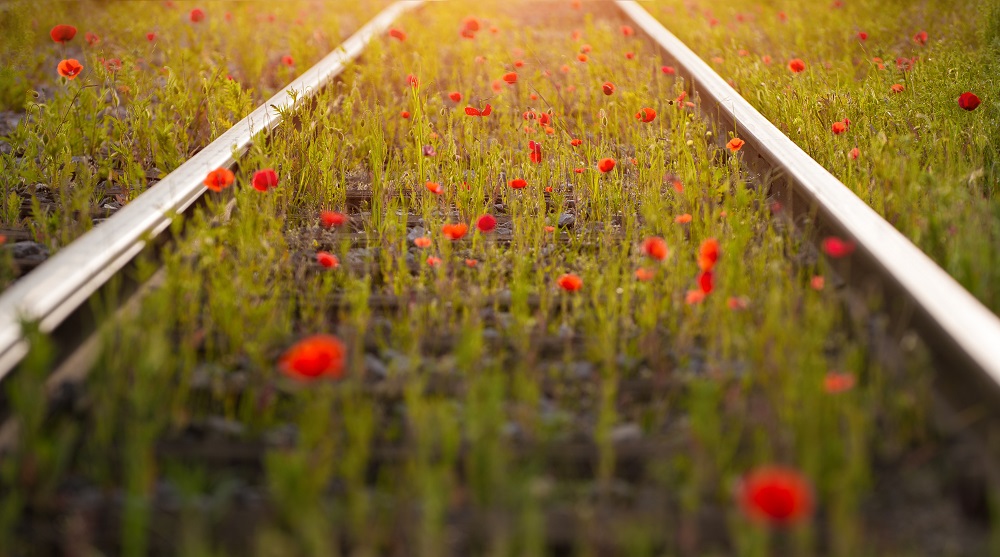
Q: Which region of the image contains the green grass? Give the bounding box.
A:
[646,0,1000,312]
[1,1,996,556]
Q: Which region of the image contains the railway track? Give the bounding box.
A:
[2,1,1000,555]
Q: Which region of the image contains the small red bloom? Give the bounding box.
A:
[57,59,83,79]
[726,138,745,152]
[675,213,693,224]
[598,158,616,173]
[857,31,868,41]
[822,236,855,258]
[787,58,806,73]
[636,268,655,281]
[406,74,419,88]
[316,251,339,268]
[635,107,656,123]
[602,81,615,95]
[465,258,478,267]
[737,466,814,526]
[570,138,583,146]
[831,121,847,135]
[389,28,407,41]
[727,296,749,311]
[426,256,442,267]
[641,236,669,261]
[890,83,905,93]
[529,140,543,163]
[251,169,279,192]
[50,24,77,43]
[503,72,518,84]
[621,25,634,36]
[661,65,676,74]
[913,30,928,45]
[400,111,410,119]
[425,181,443,195]
[448,91,462,102]
[281,55,294,67]
[625,52,635,60]
[442,223,469,240]
[320,211,348,228]
[698,270,714,294]
[685,290,705,305]
[557,273,583,292]
[189,8,205,23]
[824,371,856,393]
[465,104,492,117]
[810,275,825,290]
[84,31,100,46]
[509,178,528,189]
[203,168,235,191]
[476,214,497,232]
[698,238,720,272]
[147,32,157,42]
[279,334,346,380]
[413,236,432,248]
[958,92,981,111]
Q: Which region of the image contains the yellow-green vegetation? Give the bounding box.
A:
[646,0,1000,311]
[0,0,384,278]
[2,1,997,556]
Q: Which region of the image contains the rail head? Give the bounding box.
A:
[615,1,1000,389]
[0,1,424,379]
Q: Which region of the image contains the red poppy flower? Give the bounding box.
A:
[281,55,294,67]
[573,168,584,174]
[831,121,847,135]
[857,31,868,41]
[896,57,915,71]
[320,211,348,228]
[465,104,492,117]
[890,83,904,93]
[316,251,339,268]
[635,268,655,281]
[787,58,806,73]
[101,58,122,73]
[84,31,100,46]
[389,28,407,41]
[509,178,528,189]
[413,236,432,248]
[449,91,462,102]
[203,168,235,191]
[641,236,669,261]
[726,138,745,151]
[698,271,714,294]
[958,92,981,111]
[503,72,518,84]
[465,258,478,267]
[400,111,410,119]
[146,32,157,41]
[621,25,634,36]
[823,371,856,393]
[810,276,825,290]
[279,334,346,380]
[661,65,676,74]
[635,107,656,123]
[426,256,442,267]
[698,238,720,271]
[189,8,205,23]
[406,74,419,88]
[577,53,589,63]
[251,169,279,192]
[528,140,542,163]
[425,181,443,195]
[822,236,855,258]
[737,466,813,526]
[625,52,635,60]
[50,24,77,43]
[675,213,693,224]
[442,223,468,240]
[598,158,616,173]
[557,273,583,292]
[57,59,83,79]
[570,138,583,146]
[476,214,497,232]
[685,290,705,305]
[913,30,928,45]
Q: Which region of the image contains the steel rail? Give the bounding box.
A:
[616,1,1000,392]
[0,0,424,378]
